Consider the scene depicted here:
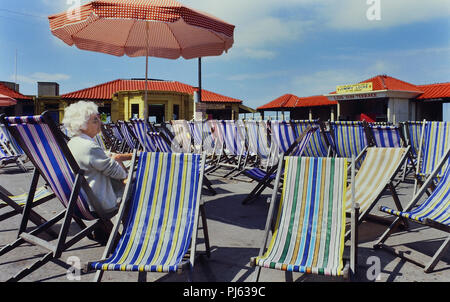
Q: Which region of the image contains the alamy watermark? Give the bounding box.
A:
[66,256,81,281]
[366,255,382,281]
[67,0,81,21]
[366,0,381,21]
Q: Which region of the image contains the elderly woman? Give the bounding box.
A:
[62,101,132,228]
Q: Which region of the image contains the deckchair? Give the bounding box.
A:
[244,120,271,168]
[374,147,450,273]
[0,112,115,282]
[0,124,27,160]
[86,151,210,282]
[215,120,247,176]
[327,121,369,166]
[241,126,318,204]
[117,120,139,151]
[129,119,158,152]
[250,156,358,281]
[0,184,56,234]
[401,121,423,159]
[366,124,413,182]
[415,121,449,192]
[291,120,331,157]
[171,120,193,153]
[343,147,411,240]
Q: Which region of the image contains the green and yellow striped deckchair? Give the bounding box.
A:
[251,156,358,280]
[344,147,410,237]
[87,151,209,282]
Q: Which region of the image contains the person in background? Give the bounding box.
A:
[62,101,133,244]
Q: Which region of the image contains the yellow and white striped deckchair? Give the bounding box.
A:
[87,151,209,282]
[251,156,358,280]
[344,147,410,238]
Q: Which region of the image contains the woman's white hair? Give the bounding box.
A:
[62,101,99,137]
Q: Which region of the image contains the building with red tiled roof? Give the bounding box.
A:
[258,75,449,122]
[0,82,35,116]
[45,78,249,122]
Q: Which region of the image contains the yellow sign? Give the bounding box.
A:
[336,82,373,94]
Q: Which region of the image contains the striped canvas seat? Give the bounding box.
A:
[402,121,423,158]
[172,120,192,153]
[243,167,276,181]
[345,147,409,215]
[245,120,271,160]
[375,147,450,273]
[368,125,404,147]
[328,121,368,159]
[253,157,348,277]
[117,120,138,151]
[292,120,329,157]
[129,119,158,152]
[380,162,450,226]
[418,121,449,179]
[3,115,98,220]
[0,186,54,207]
[0,111,110,282]
[88,152,207,277]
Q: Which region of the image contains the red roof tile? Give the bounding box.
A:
[416,82,450,100]
[0,83,32,100]
[61,79,242,103]
[328,75,423,94]
[258,94,336,110]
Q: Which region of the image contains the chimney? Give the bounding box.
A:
[38,82,59,97]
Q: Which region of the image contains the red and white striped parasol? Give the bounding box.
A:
[48,0,235,119]
[0,94,18,107]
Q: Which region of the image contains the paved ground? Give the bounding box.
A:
[0,160,449,283]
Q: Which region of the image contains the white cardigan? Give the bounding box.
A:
[67,134,128,217]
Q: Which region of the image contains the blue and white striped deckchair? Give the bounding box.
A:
[402,121,423,158]
[327,121,369,160]
[129,119,158,152]
[0,111,113,282]
[251,156,358,280]
[375,147,450,273]
[0,124,25,157]
[0,124,26,171]
[216,120,246,173]
[87,152,209,282]
[291,120,330,157]
[270,120,297,155]
[171,120,193,153]
[117,120,138,151]
[367,124,404,148]
[242,126,318,204]
[188,121,204,153]
[244,120,271,168]
[416,121,449,185]
[0,143,23,170]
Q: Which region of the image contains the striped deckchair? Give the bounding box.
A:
[244,120,271,168]
[291,120,330,157]
[327,121,369,161]
[415,121,449,191]
[0,184,55,229]
[188,120,204,153]
[87,152,209,282]
[171,120,193,153]
[214,120,247,176]
[117,120,139,151]
[242,126,318,205]
[0,124,27,171]
[0,111,114,282]
[366,124,405,148]
[129,119,158,152]
[401,121,423,158]
[251,156,358,280]
[344,147,411,239]
[375,147,450,273]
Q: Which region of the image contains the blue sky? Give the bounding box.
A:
[0,0,449,111]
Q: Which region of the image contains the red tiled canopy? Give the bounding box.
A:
[0,83,32,100]
[258,94,336,110]
[61,79,242,103]
[416,82,450,100]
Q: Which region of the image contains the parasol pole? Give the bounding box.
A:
[144,21,149,121]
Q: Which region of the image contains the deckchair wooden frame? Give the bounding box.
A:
[0,111,114,282]
[374,147,450,273]
[86,151,210,282]
[251,155,359,281]
[241,126,318,205]
[343,147,413,241]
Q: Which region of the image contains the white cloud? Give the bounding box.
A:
[14,72,71,84]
